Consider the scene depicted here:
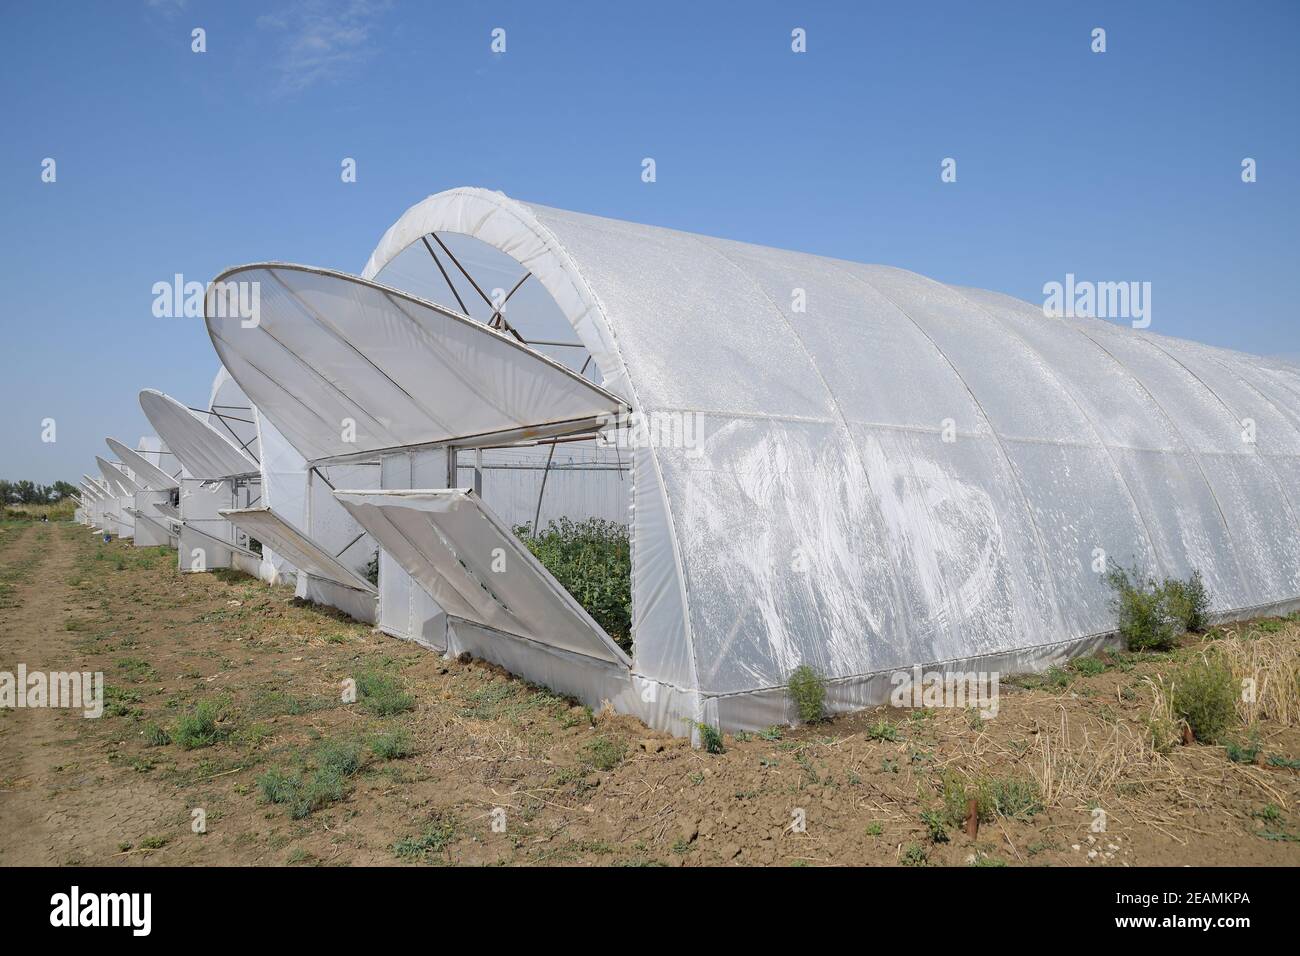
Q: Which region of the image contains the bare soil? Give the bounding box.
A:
[1,521,1298,866]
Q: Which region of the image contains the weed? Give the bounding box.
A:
[902,843,928,866]
[370,730,413,760]
[173,700,228,750]
[257,738,364,818]
[1162,571,1210,633]
[581,735,627,771]
[1172,653,1237,744]
[920,809,950,844]
[1108,564,1211,649]
[142,722,171,747]
[867,719,899,742]
[355,667,414,716]
[393,812,458,861]
[787,663,827,724]
[695,722,725,754]
[942,770,1041,825]
[103,685,143,718]
[315,739,363,777]
[1225,732,1262,764]
[257,768,300,805]
[1107,563,1177,651]
[1069,655,1107,677]
[1252,804,1283,824]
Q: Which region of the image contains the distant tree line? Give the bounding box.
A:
[0,479,79,505]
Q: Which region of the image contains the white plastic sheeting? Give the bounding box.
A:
[127,505,175,548]
[139,389,260,480]
[105,437,179,490]
[254,409,308,586]
[219,506,375,594]
[95,456,142,497]
[204,265,627,463]
[344,186,1300,733]
[79,478,106,501]
[334,489,628,665]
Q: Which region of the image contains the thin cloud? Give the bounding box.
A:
[257,0,391,95]
[144,0,189,17]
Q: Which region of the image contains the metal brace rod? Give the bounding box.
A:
[487,271,530,342]
[430,232,495,311]
[421,235,470,315]
[334,531,366,559]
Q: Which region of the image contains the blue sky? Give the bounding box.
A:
[1,0,1297,483]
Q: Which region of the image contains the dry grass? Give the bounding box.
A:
[1141,674,1183,753]
[1028,706,1166,808]
[1215,629,1300,727]
[3,501,75,521]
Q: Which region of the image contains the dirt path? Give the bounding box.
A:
[0,524,180,864]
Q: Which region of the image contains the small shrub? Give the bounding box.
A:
[1109,564,1212,649]
[1173,654,1237,743]
[1107,564,1177,651]
[516,518,631,653]
[364,550,379,586]
[1162,571,1210,633]
[787,663,827,724]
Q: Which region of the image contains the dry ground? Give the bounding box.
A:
[1,520,1298,866]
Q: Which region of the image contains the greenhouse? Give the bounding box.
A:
[192,186,1300,734]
